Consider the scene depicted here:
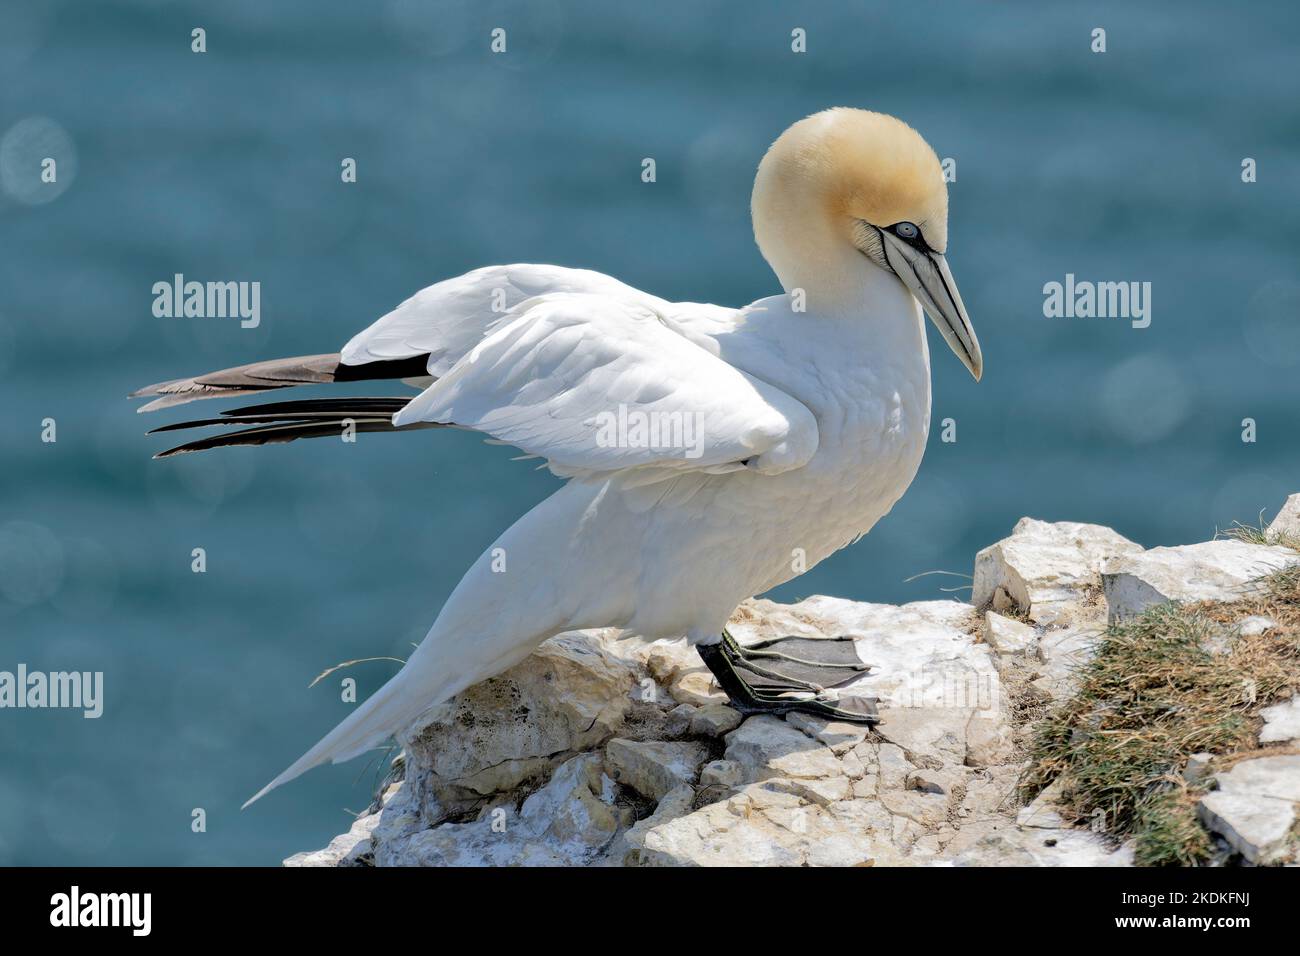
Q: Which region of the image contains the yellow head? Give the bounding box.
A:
[752,108,981,380]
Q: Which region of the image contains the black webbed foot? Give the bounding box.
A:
[697,629,879,725]
[722,630,870,690]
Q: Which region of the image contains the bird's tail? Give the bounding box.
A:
[241,665,442,810]
[130,351,447,458]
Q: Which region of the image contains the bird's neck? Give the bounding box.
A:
[762,227,925,347]
[751,188,928,369]
[753,199,912,319]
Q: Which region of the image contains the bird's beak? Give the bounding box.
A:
[881,232,983,381]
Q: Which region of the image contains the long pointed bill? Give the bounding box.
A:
[881,233,983,381]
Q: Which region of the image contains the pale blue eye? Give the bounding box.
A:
[894,221,919,240]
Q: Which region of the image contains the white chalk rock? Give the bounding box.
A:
[1238,615,1276,637]
[299,592,1077,867]
[370,782,424,866]
[380,753,623,866]
[784,711,872,754]
[1197,754,1300,863]
[1259,697,1300,745]
[972,518,1143,624]
[946,824,1134,867]
[984,611,1037,656]
[605,738,709,800]
[1266,493,1300,539]
[1034,625,1104,698]
[876,705,972,766]
[732,596,999,720]
[641,639,724,706]
[625,782,900,867]
[699,759,744,789]
[1101,541,1298,624]
[689,702,743,736]
[965,713,1016,768]
[668,670,726,707]
[724,715,845,782]
[400,630,636,814]
[284,810,379,867]
[1017,779,1069,829]
[663,703,696,736]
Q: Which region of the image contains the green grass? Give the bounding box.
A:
[1218,515,1300,551]
[1021,564,1300,866]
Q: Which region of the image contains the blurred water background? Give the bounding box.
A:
[1,0,1298,864]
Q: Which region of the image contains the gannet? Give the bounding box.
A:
[132,108,982,807]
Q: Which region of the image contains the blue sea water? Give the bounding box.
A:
[1,0,1298,864]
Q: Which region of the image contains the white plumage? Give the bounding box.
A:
[160,108,985,808]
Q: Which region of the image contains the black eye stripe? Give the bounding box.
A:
[855,218,933,258]
[889,221,931,252]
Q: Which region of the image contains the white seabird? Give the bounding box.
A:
[132,108,983,807]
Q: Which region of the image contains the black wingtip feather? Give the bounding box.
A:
[148,415,398,435]
[221,397,412,417]
[147,394,442,457]
[131,353,432,412]
[154,418,443,458]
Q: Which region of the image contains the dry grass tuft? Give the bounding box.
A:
[1022,562,1300,866]
[1218,516,1300,552]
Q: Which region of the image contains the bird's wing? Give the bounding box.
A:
[392,292,819,480]
[341,264,668,376]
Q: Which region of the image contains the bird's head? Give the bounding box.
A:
[752,107,982,381]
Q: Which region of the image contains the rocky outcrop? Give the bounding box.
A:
[1267,494,1300,539]
[1101,542,1296,623]
[1259,698,1300,745]
[398,632,634,821]
[289,498,1300,868]
[973,518,1143,626]
[1196,756,1300,864]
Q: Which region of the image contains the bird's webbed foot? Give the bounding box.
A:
[696,628,879,725]
[722,629,871,688]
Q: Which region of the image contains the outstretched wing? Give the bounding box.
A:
[392,292,819,480]
[341,264,667,374]
[133,264,773,465]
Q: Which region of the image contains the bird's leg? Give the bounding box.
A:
[697,633,879,725]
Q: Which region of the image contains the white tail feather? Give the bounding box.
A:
[241,582,560,810]
[241,668,432,810]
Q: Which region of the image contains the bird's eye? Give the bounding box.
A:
[893,221,920,241]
